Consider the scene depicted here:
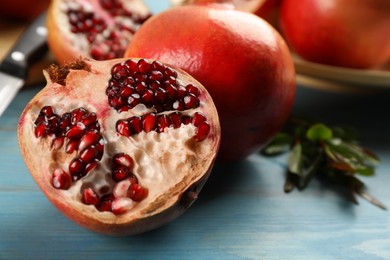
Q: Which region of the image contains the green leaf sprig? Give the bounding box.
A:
[261,118,386,210]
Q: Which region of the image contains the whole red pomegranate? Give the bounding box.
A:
[125,4,295,161]
[18,58,220,235]
[280,0,390,69]
[170,0,280,24]
[0,0,50,21]
[46,0,151,64]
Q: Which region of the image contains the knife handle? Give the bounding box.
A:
[0,11,48,80]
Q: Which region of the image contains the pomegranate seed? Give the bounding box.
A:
[113,153,134,169]
[82,188,100,205]
[125,59,138,72]
[195,122,211,142]
[182,116,192,125]
[149,81,161,91]
[116,119,130,137]
[183,94,199,109]
[40,106,54,117]
[79,146,99,163]
[81,113,97,127]
[135,82,147,93]
[85,161,98,173]
[112,167,130,182]
[192,112,207,127]
[128,93,141,108]
[176,85,187,99]
[35,123,47,138]
[154,88,167,103]
[52,168,71,190]
[151,60,164,70]
[79,131,100,151]
[129,116,142,134]
[134,73,147,83]
[71,108,86,124]
[66,140,79,154]
[143,113,157,133]
[128,183,148,201]
[164,67,177,78]
[165,84,177,99]
[66,123,86,139]
[137,59,151,73]
[149,70,164,81]
[129,173,139,185]
[185,83,200,96]
[69,159,86,180]
[141,89,154,104]
[172,100,184,111]
[169,112,182,128]
[157,115,170,133]
[109,96,124,109]
[96,194,114,212]
[164,76,176,86]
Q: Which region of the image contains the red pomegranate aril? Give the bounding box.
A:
[165,84,177,99]
[195,122,211,142]
[40,106,54,118]
[85,161,98,173]
[112,167,130,182]
[141,89,154,104]
[192,112,206,127]
[183,94,199,109]
[169,112,182,128]
[154,88,167,103]
[82,187,100,205]
[128,93,141,107]
[135,82,146,93]
[157,114,170,133]
[52,168,71,190]
[128,183,148,202]
[96,194,114,212]
[79,131,100,151]
[66,123,86,139]
[164,76,176,86]
[129,116,142,134]
[113,153,134,169]
[164,67,177,78]
[125,59,138,72]
[81,113,97,127]
[143,113,157,133]
[172,100,184,111]
[69,159,86,180]
[80,146,99,163]
[116,119,130,137]
[182,116,191,125]
[149,70,164,81]
[120,86,134,98]
[35,123,47,138]
[71,108,86,125]
[185,84,200,96]
[66,140,79,154]
[149,81,161,91]
[176,85,187,99]
[52,137,65,150]
[137,59,151,73]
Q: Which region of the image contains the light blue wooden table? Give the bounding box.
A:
[1,1,390,259]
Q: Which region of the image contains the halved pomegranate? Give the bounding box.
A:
[18,58,220,235]
[46,0,151,64]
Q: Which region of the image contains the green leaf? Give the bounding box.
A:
[261,133,292,156]
[306,124,333,142]
[288,142,303,175]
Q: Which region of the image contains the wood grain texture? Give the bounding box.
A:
[1,84,390,260]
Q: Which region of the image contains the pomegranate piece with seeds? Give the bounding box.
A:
[18,58,220,236]
[47,0,151,64]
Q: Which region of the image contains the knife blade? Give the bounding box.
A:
[0,11,48,116]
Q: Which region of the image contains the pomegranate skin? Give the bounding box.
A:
[280,0,390,69]
[125,5,295,161]
[0,0,50,21]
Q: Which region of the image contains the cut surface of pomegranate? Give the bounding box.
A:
[47,0,151,64]
[18,58,220,235]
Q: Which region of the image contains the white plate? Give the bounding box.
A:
[294,55,390,91]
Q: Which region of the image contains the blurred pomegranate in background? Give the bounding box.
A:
[125,3,295,162]
[280,0,390,69]
[0,0,50,21]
